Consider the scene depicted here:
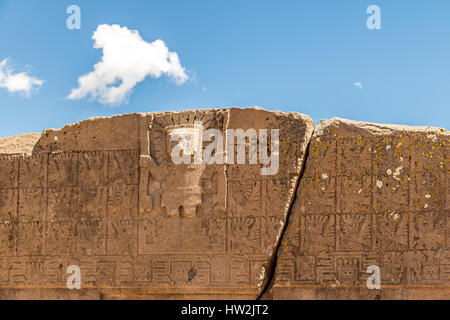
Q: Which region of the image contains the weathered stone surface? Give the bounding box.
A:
[1,111,448,300]
[0,107,314,299]
[268,118,450,300]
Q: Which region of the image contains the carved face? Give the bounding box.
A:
[165,125,200,158]
[161,125,206,218]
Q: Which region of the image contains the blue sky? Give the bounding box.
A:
[1,0,450,137]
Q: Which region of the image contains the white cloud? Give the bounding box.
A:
[353,82,363,89]
[0,59,43,96]
[68,24,189,106]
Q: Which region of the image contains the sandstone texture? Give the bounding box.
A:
[268,118,449,300]
[0,109,448,300]
[0,133,41,155]
[0,107,314,299]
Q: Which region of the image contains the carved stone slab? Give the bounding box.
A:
[268,118,450,300]
[0,107,314,299]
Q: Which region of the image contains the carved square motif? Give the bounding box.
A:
[337,175,372,214]
[411,134,446,175]
[0,188,17,221]
[335,257,360,286]
[18,188,46,221]
[380,252,407,285]
[227,165,260,180]
[75,219,106,256]
[316,253,336,284]
[441,264,450,284]
[337,137,373,176]
[152,260,170,286]
[19,155,46,188]
[264,178,288,216]
[26,260,46,286]
[227,180,263,217]
[78,151,108,186]
[79,186,107,219]
[373,135,411,176]
[108,150,138,185]
[106,220,136,255]
[297,177,336,215]
[277,215,300,258]
[294,256,316,281]
[210,256,230,284]
[410,171,445,212]
[373,213,408,251]
[409,212,447,250]
[304,138,337,178]
[336,214,372,251]
[0,222,15,255]
[0,155,18,188]
[78,258,97,287]
[48,153,78,188]
[274,259,295,285]
[137,218,160,255]
[208,216,227,248]
[17,222,43,256]
[48,187,80,221]
[0,259,10,284]
[299,215,335,254]
[43,259,63,286]
[185,260,210,285]
[230,258,250,285]
[228,217,261,254]
[133,256,153,283]
[97,261,116,287]
[170,261,192,284]
[262,216,283,250]
[107,185,138,220]
[373,174,409,214]
[45,221,75,256]
[115,260,133,284]
[8,260,27,286]
[407,251,443,285]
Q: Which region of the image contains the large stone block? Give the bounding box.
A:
[1,111,448,300]
[0,107,314,299]
[269,118,450,300]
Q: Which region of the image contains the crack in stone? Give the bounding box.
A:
[257,132,314,299]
